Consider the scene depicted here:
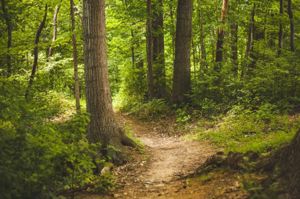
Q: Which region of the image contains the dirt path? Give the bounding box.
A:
[77,115,248,199]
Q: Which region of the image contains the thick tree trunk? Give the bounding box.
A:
[287,0,295,52]
[82,0,134,150]
[172,0,193,104]
[48,3,61,58]
[70,0,81,113]
[278,0,283,55]
[215,0,229,70]
[1,0,12,76]
[25,5,48,100]
[146,0,154,99]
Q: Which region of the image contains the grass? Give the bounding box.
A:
[189,111,300,154]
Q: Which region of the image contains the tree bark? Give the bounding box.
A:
[146,0,166,99]
[287,0,295,52]
[215,0,229,70]
[48,3,61,58]
[152,0,166,98]
[25,5,48,100]
[198,0,207,73]
[82,0,134,150]
[1,0,12,76]
[278,0,283,55]
[146,0,154,99]
[70,0,81,113]
[242,4,255,78]
[172,0,193,104]
[231,23,238,77]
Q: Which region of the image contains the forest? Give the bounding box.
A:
[0,0,300,198]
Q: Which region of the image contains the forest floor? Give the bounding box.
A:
[77,114,250,199]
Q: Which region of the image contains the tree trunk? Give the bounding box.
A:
[231,23,238,77]
[198,0,207,73]
[146,0,166,99]
[48,3,61,58]
[25,4,48,100]
[287,0,295,52]
[278,0,283,55]
[152,0,166,98]
[130,29,135,68]
[1,0,12,76]
[146,0,154,99]
[70,0,81,113]
[172,0,193,104]
[82,0,134,151]
[215,0,229,70]
[167,0,176,60]
[243,4,255,78]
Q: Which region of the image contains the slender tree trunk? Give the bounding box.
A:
[1,0,12,76]
[25,5,48,99]
[70,0,81,113]
[168,0,176,60]
[231,23,238,77]
[82,0,134,150]
[198,1,207,73]
[172,0,193,104]
[278,0,283,55]
[146,0,154,99]
[215,0,229,70]
[245,5,255,59]
[130,29,135,68]
[152,0,166,98]
[287,0,295,52]
[48,3,61,58]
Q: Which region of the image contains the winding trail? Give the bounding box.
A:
[77,115,248,199]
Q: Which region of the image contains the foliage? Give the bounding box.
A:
[191,105,300,153]
[0,78,110,198]
[118,99,171,120]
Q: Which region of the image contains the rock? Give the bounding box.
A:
[101,166,111,175]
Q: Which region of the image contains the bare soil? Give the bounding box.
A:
[77,115,249,199]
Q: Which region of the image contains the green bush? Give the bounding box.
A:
[0,78,110,199]
[117,98,170,120]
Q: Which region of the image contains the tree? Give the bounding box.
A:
[172,0,193,104]
[146,0,166,99]
[70,0,81,113]
[215,0,229,68]
[25,4,48,99]
[287,0,295,52]
[230,0,238,77]
[146,0,154,98]
[82,0,134,152]
[1,0,12,76]
[48,2,61,58]
[197,0,207,73]
[278,0,283,55]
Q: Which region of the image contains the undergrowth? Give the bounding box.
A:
[190,104,300,154]
[0,78,114,198]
